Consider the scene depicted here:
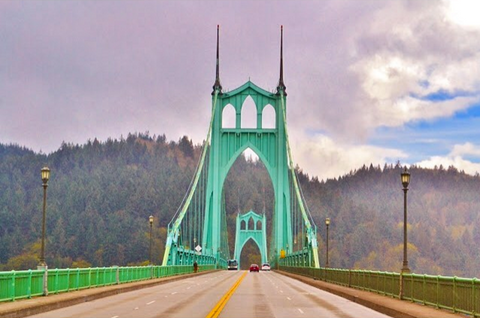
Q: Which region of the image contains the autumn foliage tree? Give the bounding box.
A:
[1,136,480,278]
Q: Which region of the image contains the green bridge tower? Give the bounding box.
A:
[202,26,319,267]
[162,26,319,268]
[233,210,268,269]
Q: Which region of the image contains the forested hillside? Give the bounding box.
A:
[1,133,479,277]
[301,163,480,277]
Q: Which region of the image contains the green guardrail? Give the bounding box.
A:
[0,264,216,302]
[403,273,480,316]
[280,266,480,317]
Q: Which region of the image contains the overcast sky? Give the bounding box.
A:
[2,0,480,180]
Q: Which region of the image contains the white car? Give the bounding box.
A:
[261,263,271,271]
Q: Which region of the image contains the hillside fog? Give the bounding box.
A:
[1,133,479,277]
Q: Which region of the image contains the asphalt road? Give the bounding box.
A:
[219,271,391,318]
[25,271,392,318]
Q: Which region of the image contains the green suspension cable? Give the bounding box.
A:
[279,92,312,232]
[162,91,220,265]
[279,91,320,267]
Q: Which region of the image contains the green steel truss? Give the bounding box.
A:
[162,26,320,268]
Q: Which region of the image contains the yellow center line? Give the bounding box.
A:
[206,271,247,318]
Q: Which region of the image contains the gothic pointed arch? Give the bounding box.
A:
[262,104,276,129]
[199,26,320,269]
[222,103,236,128]
[233,211,268,268]
[241,96,257,128]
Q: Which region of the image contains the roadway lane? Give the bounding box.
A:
[26,271,244,318]
[25,270,392,318]
[220,271,392,318]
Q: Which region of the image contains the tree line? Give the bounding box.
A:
[1,133,479,277]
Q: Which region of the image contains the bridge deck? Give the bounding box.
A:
[0,270,464,318]
[279,270,463,318]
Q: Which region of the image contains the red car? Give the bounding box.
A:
[249,264,259,272]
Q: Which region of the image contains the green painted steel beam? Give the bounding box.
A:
[163,27,320,268]
[162,91,220,266]
[233,211,268,269]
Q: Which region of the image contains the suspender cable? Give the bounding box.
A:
[162,91,220,265]
[278,92,312,232]
[279,91,320,268]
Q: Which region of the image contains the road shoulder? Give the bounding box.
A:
[277,270,464,318]
[0,271,214,318]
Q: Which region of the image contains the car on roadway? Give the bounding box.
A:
[261,263,271,271]
[228,259,238,270]
[249,264,259,272]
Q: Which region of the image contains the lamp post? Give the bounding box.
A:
[39,167,50,267]
[149,215,153,265]
[325,217,330,268]
[399,167,411,300]
[39,167,50,296]
[401,167,411,274]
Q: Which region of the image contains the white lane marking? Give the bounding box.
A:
[287,297,291,300]
[134,307,139,310]
[298,308,304,314]
[164,295,168,298]
[111,316,119,318]
[147,301,155,305]
[280,290,283,293]
[171,291,178,295]
[187,286,191,289]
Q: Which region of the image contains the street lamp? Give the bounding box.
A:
[401,167,411,273]
[39,167,50,267]
[149,215,154,265]
[325,217,330,268]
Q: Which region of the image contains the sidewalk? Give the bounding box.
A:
[0,271,211,318]
[0,270,466,318]
[278,270,466,318]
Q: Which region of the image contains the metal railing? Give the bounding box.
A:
[0,264,215,302]
[403,273,480,316]
[280,266,480,317]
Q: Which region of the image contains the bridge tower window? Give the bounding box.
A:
[241,96,257,128]
[262,104,276,129]
[248,217,255,230]
[222,104,236,128]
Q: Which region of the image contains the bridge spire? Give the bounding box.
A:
[212,25,222,95]
[276,25,287,96]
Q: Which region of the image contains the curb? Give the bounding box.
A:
[0,270,215,318]
[277,270,463,318]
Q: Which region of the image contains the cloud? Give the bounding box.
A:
[416,142,480,175]
[1,1,480,178]
[373,95,480,127]
[450,142,480,157]
[446,0,480,29]
[290,132,406,180]
[283,0,480,150]
[344,1,480,132]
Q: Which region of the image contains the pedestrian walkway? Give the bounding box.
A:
[0,271,210,318]
[0,270,466,318]
[279,270,466,318]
